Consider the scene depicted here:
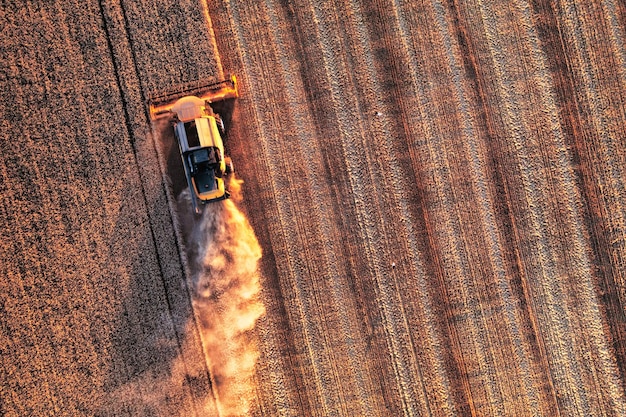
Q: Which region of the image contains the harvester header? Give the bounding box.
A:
[148,74,238,120]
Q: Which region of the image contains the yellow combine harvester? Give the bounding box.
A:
[149,75,238,213]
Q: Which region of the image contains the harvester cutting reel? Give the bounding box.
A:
[148,74,238,121]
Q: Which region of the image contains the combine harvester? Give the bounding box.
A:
[149,75,238,213]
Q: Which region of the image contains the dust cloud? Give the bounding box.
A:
[177,176,265,416]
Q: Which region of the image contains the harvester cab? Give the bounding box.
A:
[148,75,238,213]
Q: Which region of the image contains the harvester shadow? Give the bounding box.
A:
[99,123,215,416]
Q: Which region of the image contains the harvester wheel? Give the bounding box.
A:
[215,114,226,136]
[225,157,234,175]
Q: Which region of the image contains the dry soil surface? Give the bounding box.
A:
[1,1,626,416]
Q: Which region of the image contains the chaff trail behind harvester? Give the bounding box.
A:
[149,75,238,213]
